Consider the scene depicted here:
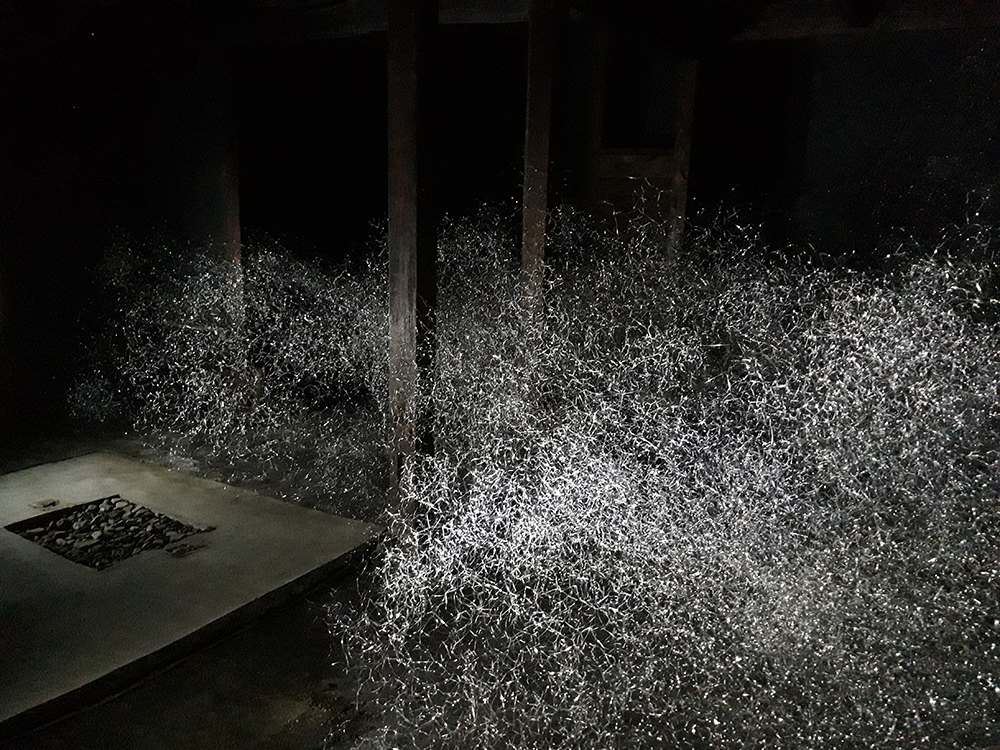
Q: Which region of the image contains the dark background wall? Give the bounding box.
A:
[689,38,815,243]
[795,30,1000,256]
[0,10,134,438]
[237,35,390,257]
[2,5,999,441]
[690,28,1000,261]
[0,9,530,441]
[0,5,243,439]
[237,22,527,259]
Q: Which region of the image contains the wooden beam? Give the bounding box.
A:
[200,52,243,328]
[666,59,696,256]
[581,24,608,212]
[149,44,242,266]
[735,0,1000,41]
[235,0,526,45]
[387,0,438,512]
[221,135,241,265]
[521,0,557,306]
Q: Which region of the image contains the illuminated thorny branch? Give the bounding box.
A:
[74,210,1000,748]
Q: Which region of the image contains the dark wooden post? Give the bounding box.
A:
[221,131,241,265]
[388,0,438,514]
[202,46,241,266]
[581,24,608,213]
[667,58,697,256]
[521,0,557,307]
[220,127,244,329]
[207,53,243,327]
[149,43,241,267]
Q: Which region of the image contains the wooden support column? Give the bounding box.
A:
[220,126,244,328]
[201,46,241,266]
[220,131,241,265]
[206,53,243,327]
[388,0,438,512]
[667,59,697,256]
[150,43,242,267]
[521,0,557,307]
[581,24,608,213]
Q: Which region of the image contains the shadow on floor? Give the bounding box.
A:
[4,579,378,750]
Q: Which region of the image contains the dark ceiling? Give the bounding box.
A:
[3,0,998,62]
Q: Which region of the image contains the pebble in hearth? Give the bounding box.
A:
[9,495,214,570]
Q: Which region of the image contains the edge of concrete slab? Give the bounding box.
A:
[0,451,386,741]
[0,536,380,741]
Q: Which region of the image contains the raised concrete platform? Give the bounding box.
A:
[0,452,381,738]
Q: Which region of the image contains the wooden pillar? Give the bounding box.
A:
[207,54,243,327]
[220,130,241,265]
[149,43,241,266]
[208,48,241,267]
[667,59,697,256]
[521,0,557,306]
[220,127,244,329]
[388,0,437,512]
[582,25,608,213]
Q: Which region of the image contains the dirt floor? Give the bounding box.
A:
[1,426,382,750]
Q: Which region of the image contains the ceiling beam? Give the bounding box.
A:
[237,0,526,44]
[734,0,1000,41]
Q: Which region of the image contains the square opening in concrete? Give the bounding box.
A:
[0,451,380,736]
[4,494,214,570]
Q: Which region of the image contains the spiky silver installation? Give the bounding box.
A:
[69,233,390,521]
[73,211,999,748]
[338,211,1000,749]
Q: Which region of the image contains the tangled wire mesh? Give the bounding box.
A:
[69,231,390,521]
[71,208,1000,749]
[339,209,1000,750]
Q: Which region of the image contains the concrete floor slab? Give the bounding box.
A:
[0,452,381,737]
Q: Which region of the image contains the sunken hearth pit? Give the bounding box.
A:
[5,495,214,570]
